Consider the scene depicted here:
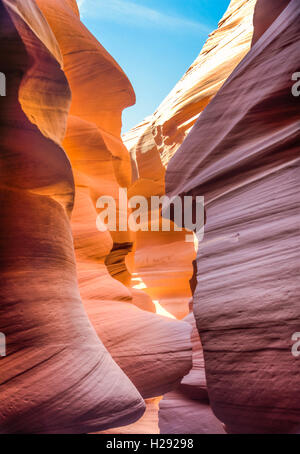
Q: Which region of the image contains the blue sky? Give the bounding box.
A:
[78,0,230,132]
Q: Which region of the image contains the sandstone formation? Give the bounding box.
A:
[159,314,225,434]
[0,0,193,434]
[165,0,300,434]
[160,392,226,435]
[125,0,256,167]
[36,0,192,401]
[124,0,257,320]
[0,0,146,434]
[99,399,161,435]
[179,313,208,402]
[124,0,257,434]
[1,0,297,435]
[125,0,300,434]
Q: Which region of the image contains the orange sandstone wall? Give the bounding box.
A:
[0,0,192,434]
[0,0,145,434]
[124,0,256,434]
[124,0,256,321]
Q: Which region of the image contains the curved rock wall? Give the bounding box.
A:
[0,0,192,434]
[2,0,296,435]
[125,0,300,435]
[165,0,300,434]
[124,0,256,433]
[124,0,256,322]
[0,0,147,434]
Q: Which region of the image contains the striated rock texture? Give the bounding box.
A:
[124,0,257,434]
[165,0,300,434]
[36,0,192,403]
[98,398,161,435]
[0,0,192,434]
[125,0,300,435]
[2,0,297,435]
[159,313,226,434]
[124,0,256,321]
[0,0,145,434]
[125,0,256,167]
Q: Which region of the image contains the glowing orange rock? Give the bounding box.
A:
[0,0,145,434]
[37,0,193,401]
[166,0,300,434]
[124,0,257,320]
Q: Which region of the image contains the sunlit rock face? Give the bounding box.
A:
[125,0,256,166]
[2,0,296,436]
[0,0,193,434]
[0,0,145,434]
[159,314,226,434]
[124,0,257,434]
[36,0,192,404]
[165,0,300,435]
[126,0,300,435]
[124,0,256,321]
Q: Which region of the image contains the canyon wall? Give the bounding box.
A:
[0,0,192,434]
[1,0,298,434]
[124,0,256,434]
[124,0,256,321]
[125,0,300,434]
[0,0,145,433]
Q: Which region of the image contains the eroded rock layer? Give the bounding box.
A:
[36,0,192,402]
[0,0,145,434]
[124,0,256,321]
[125,0,300,435]
[159,313,225,434]
[124,0,257,434]
[2,0,297,435]
[165,0,300,434]
[0,0,193,434]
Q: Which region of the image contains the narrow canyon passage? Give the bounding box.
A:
[0,0,299,435]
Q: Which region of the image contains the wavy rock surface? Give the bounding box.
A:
[124,0,256,320]
[0,0,146,434]
[124,0,257,433]
[3,0,296,435]
[36,0,193,405]
[125,0,256,167]
[165,0,300,434]
[159,313,225,434]
[0,0,193,434]
[125,0,300,435]
[99,399,161,435]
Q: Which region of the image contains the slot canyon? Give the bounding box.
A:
[0,0,299,434]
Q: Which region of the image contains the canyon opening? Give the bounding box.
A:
[0,0,299,441]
